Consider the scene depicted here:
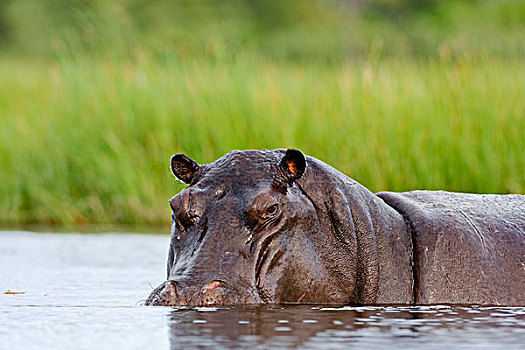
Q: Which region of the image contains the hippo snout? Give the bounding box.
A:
[145,280,229,306]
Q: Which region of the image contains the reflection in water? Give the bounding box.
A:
[167,305,525,349]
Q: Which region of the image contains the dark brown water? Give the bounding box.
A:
[1,231,524,349]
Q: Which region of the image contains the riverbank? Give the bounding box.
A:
[1,55,524,226]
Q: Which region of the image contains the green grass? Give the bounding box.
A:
[1,54,524,226]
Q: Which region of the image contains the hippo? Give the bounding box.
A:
[146,149,525,306]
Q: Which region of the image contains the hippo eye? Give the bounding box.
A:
[265,204,279,217]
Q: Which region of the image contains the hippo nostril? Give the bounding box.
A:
[201,280,223,293]
[146,280,180,306]
[199,280,226,306]
[165,281,179,297]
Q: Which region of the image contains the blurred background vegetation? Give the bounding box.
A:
[3,0,525,60]
[0,0,524,227]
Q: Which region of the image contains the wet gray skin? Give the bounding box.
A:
[146,149,525,307]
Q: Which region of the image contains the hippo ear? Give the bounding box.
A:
[170,154,199,184]
[280,149,306,183]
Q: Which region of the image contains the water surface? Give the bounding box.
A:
[1,231,524,349]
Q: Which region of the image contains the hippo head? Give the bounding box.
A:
[146,149,359,306]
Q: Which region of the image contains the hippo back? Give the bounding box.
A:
[378,190,525,306]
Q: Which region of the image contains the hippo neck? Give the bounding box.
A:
[362,187,415,304]
[298,157,414,304]
[340,181,414,304]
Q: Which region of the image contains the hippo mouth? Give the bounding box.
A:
[145,279,262,306]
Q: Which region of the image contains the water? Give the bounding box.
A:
[1,231,524,349]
